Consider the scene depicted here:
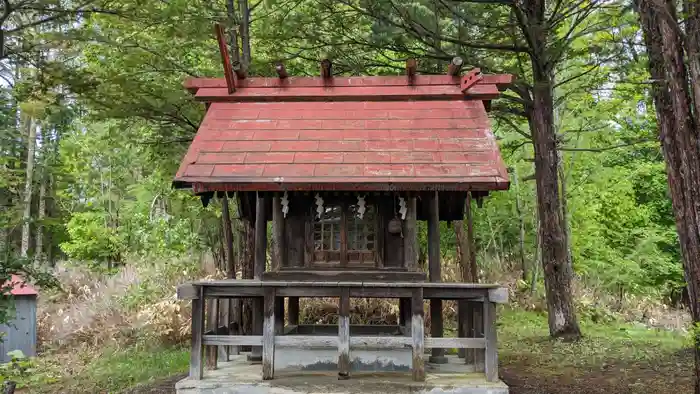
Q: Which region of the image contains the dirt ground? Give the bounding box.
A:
[125,350,694,394]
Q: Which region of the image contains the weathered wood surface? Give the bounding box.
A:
[484,300,498,382]
[271,195,284,271]
[203,335,263,346]
[425,337,486,349]
[262,288,275,380]
[205,299,219,370]
[261,270,426,282]
[189,288,204,379]
[338,287,350,379]
[252,193,268,362]
[403,196,418,271]
[411,287,425,382]
[427,191,446,363]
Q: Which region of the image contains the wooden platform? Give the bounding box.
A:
[177,279,507,385]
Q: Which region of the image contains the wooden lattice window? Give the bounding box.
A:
[313,204,376,266]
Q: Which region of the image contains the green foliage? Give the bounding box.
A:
[60,211,125,267]
[0,350,33,389]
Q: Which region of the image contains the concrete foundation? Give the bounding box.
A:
[176,354,508,394]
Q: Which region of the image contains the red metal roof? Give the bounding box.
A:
[3,275,38,296]
[175,74,511,192]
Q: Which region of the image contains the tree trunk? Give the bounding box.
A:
[513,165,528,281]
[227,0,242,70]
[684,0,700,128]
[35,127,49,265]
[238,0,251,70]
[530,73,581,340]
[20,117,36,259]
[240,217,255,336]
[637,1,700,392]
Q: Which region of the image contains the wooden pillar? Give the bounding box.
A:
[189,287,204,379]
[338,287,351,379]
[428,191,447,364]
[403,195,418,271]
[468,301,485,371]
[250,192,268,362]
[411,287,425,382]
[484,299,498,381]
[272,194,285,271]
[398,298,411,333]
[205,299,219,369]
[262,287,276,380]
[288,297,300,325]
[457,300,466,358]
[275,297,284,334]
[229,298,241,356]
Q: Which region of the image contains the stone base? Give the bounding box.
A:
[176,354,508,394]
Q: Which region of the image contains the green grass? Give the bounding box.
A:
[29,345,189,393]
[20,309,690,393]
[498,308,689,375]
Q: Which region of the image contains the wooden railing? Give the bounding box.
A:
[178,280,508,383]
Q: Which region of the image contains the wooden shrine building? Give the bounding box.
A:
[174,35,513,393]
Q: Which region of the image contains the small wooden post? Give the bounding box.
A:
[484,299,498,382]
[321,59,332,79]
[411,287,425,382]
[250,192,268,362]
[262,287,276,380]
[272,194,285,271]
[403,195,418,271]
[276,63,288,79]
[288,297,300,325]
[214,24,236,94]
[340,201,348,267]
[338,287,351,379]
[447,56,463,76]
[428,191,447,364]
[189,287,204,379]
[406,59,417,83]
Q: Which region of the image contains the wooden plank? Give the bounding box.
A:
[262,287,276,380]
[194,84,501,102]
[425,337,486,349]
[484,300,498,382]
[338,287,350,379]
[252,193,267,362]
[189,288,204,379]
[214,24,236,94]
[274,336,337,347]
[411,287,425,382]
[350,336,412,348]
[427,190,446,364]
[177,284,199,300]
[488,287,509,304]
[203,335,263,346]
[204,286,264,298]
[272,194,284,271]
[403,196,418,271]
[288,297,300,325]
[184,74,513,91]
[262,270,426,282]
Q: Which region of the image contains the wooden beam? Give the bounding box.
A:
[425,337,486,349]
[484,300,498,382]
[461,68,483,92]
[275,63,288,79]
[447,56,463,76]
[411,287,425,382]
[184,74,513,91]
[194,84,500,102]
[214,23,236,94]
[203,335,263,346]
[406,59,417,83]
[403,196,418,272]
[251,193,268,362]
[338,287,351,380]
[189,287,204,379]
[321,59,332,79]
[262,288,276,380]
[428,191,446,364]
[272,194,284,271]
